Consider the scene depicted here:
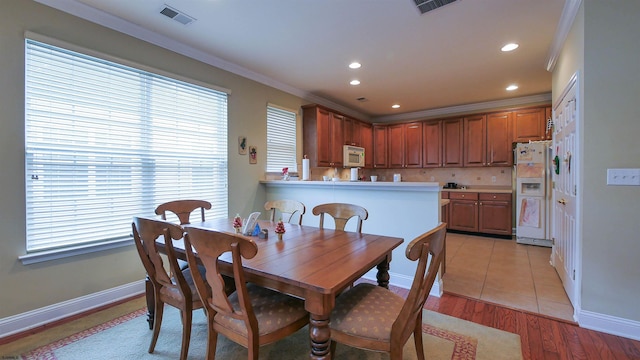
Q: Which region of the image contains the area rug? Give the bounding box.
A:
[21,306,522,359]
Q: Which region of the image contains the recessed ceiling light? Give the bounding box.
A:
[506,84,519,91]
[349,62,361,69]
[391,104,400,109]
[350,80,360,86]
[501,43,519,52]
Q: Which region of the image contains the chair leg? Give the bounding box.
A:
[149,299,164,353]
[414,317,425,360]
[205,322,218,360]
[179,308,193,360]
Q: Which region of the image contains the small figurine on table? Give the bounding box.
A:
[275,219,285,240]
[233,214,242,233]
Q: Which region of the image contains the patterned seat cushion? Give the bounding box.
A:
[330,283,404,342]
[214,283,308,336]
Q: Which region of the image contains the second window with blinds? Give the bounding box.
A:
[266,105,297,174]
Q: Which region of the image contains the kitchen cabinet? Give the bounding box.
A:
[422,120,442,168]
[448,191,512,235]
[388,122,422,168]
[344,117,360,146]
[372,125,388,168]
[478,193,512,235]
[442,118,464,167]
[513,107,546,142]
[486,112,513,166]
[448,192,478,232]
[359,122,373,168]
[464,112,512,167]
[463,115,486,167]
[545,106,552,140]
[302,105,344,167]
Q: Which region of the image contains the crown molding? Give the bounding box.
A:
[546,0,583,72]
[372,93,552,123]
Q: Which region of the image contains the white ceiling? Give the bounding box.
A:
[38,0,566,121]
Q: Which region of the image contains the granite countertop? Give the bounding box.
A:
[260,180,441,192]
[442,186,512,194]
[260,180,512,193]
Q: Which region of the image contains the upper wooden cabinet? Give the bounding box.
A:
[513,107,546,143]
[463,115,486,167]
[302,105,344,167]
[422,120,442,168]
[372,125,388,168]
[464,112,512,167]
[442,118,464,167]
[486,112,513,166]
[388,122,422,168]
[359,121,373,168]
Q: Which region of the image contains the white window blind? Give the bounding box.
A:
[266,105,297,173]
[25,38,228,253]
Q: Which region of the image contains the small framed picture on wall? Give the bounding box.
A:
[238,136,247,155]
[249,146,257,164]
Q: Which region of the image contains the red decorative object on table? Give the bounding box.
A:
[275,219,285,240]
[233,214,242,233]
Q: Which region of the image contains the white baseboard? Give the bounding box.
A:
[0,280,145,339]
[578,309,640,341]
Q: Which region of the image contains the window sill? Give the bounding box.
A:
[19,237,133,265]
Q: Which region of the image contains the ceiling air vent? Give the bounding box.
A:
[160,5,196,25]
[413,0,457,14]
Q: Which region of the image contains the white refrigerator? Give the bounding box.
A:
[515,142,552,247]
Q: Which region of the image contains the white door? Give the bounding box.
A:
[552,74,580,312]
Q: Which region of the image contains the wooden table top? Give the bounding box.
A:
[180,218,404,297]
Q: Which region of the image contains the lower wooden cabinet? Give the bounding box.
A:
[448,192,479,232]
[448,192,512,236]
[478,193,512,235]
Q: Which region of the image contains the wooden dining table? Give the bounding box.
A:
[151,218,404,359]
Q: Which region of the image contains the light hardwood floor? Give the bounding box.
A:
[443,231,574,322]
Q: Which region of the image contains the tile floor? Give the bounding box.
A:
[443,231,575,322]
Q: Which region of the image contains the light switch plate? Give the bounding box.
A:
[607,168,640,186]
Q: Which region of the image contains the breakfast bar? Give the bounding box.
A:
[261,180,443,293]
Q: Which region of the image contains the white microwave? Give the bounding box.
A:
[343,145,365,167]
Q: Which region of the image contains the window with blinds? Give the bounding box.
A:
[266,105,297,173]
[24,38,228,254]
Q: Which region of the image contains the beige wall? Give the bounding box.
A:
[553,0,640,321]
[0,0,305,318]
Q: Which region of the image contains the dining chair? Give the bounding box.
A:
[264,199,306,225]
[132,216,204,360]
[183,226,309,360]
[312,202,368,233]
[329,222,447,360]
[155,199,212,224]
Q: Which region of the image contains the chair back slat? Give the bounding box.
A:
[312,203,368,232]
[184,226,258,317]
[392,222,447,344]
[264,199,306,225]
[155,199,212,224]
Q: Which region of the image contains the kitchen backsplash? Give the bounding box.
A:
[270,167,513,187]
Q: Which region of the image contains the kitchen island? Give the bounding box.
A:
[260,180,443,295]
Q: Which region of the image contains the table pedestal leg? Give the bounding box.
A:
[376,257,391,289]
[145,275,154,330]
[309,314,331,359]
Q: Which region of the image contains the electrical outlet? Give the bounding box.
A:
[491,176,497,183]
[430,176,435,181]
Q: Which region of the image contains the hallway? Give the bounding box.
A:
[443,232,574,322]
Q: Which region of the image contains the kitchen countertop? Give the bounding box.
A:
[260,180,440,192]
[261,180,512,193]
[442,186,512,194]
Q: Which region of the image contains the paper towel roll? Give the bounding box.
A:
[302,159,310,180]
